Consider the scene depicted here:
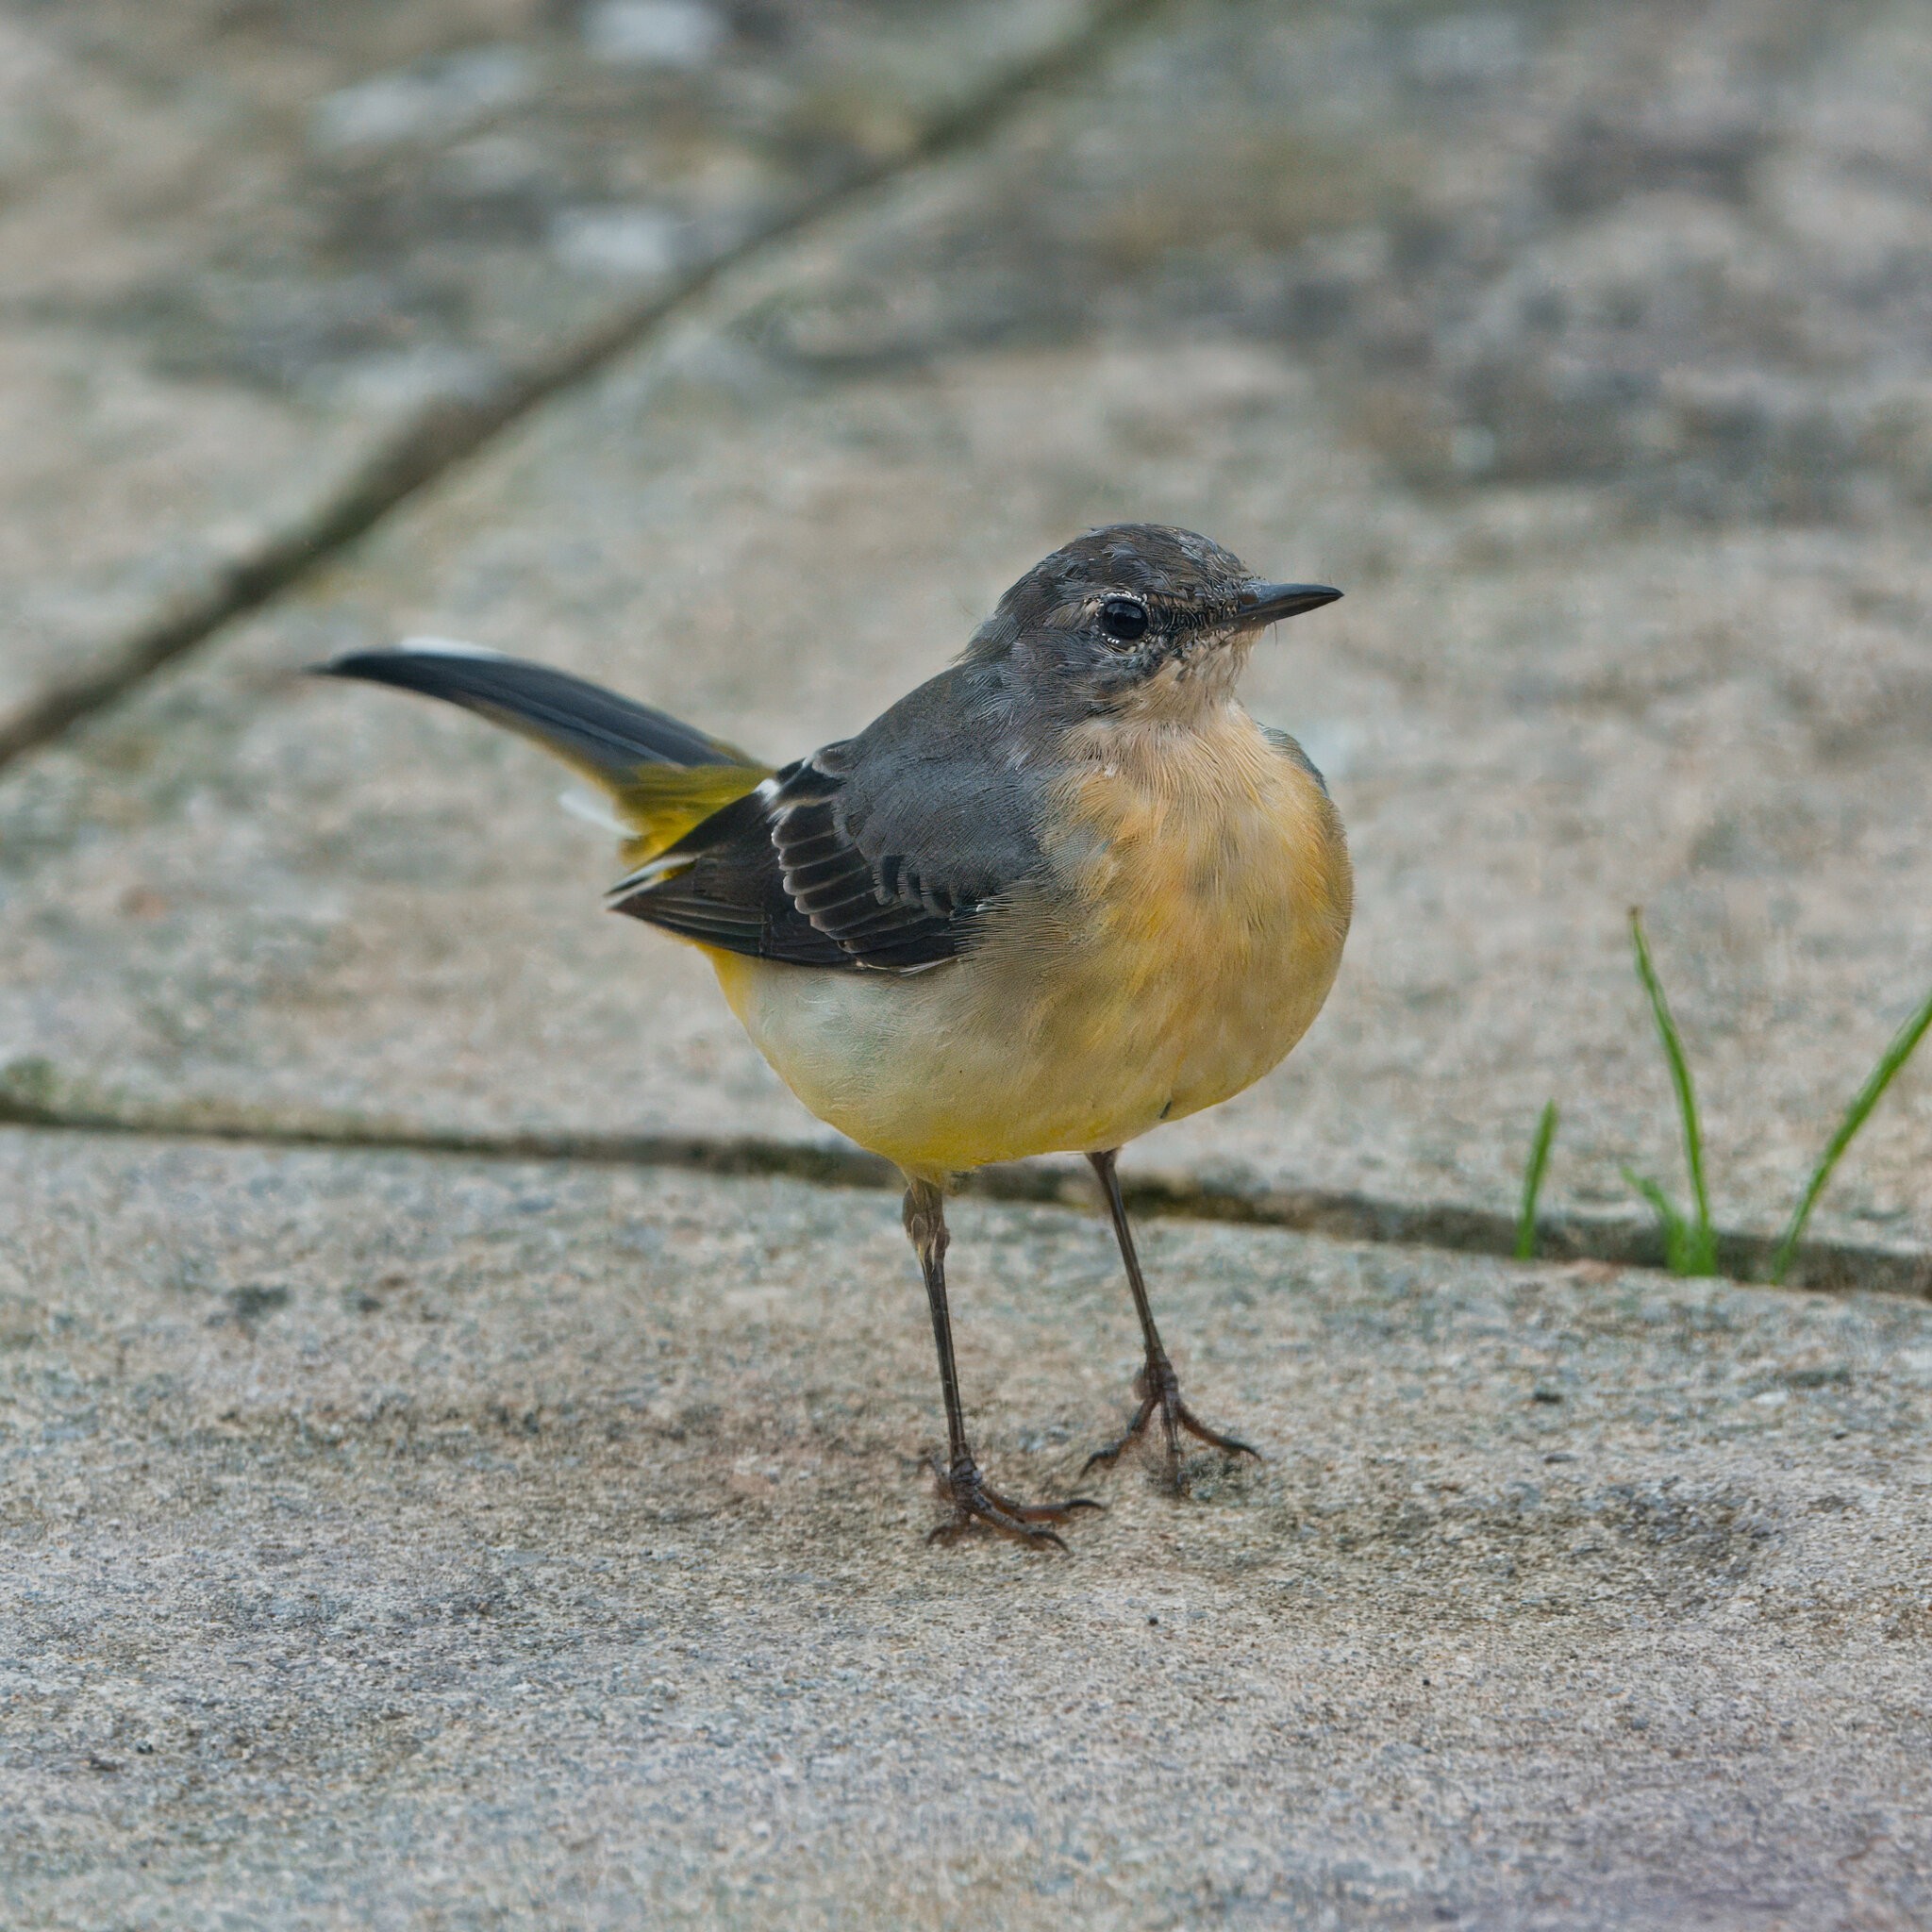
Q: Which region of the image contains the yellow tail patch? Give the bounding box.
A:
[613,762,770,866]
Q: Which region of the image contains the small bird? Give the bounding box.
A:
[320,525,1350,1549]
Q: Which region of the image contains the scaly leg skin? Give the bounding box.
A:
[927,1454,1101,1551]
[904,1177,1103,1552]
[1082,1150,1262,1491]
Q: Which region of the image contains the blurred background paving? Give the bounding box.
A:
[4,1128,1931,1926]
[0,0,1119,751]
[2,0,1929,1258]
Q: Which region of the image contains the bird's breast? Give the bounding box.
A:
[1032,704,1352,1123]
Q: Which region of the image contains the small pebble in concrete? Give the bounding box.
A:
[584,0,729,70]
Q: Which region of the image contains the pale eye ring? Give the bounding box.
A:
[1097,596,1149,644]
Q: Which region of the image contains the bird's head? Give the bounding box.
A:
[965,523,1340,726]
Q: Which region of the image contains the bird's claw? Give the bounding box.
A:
[1083,1357,1260,1490]
[928,1455,1104,1552]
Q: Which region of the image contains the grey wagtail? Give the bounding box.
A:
[320,524,1349,1549]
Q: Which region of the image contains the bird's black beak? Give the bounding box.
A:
[1237,581,1342,627]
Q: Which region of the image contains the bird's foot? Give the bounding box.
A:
[928,1454,1103,1553]
[1083,1356,1260,1491]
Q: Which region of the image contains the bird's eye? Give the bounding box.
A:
[1097,597,1149,644]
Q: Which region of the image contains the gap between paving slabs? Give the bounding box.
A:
[4,1091,1926,1301]
[0,0,1167,773]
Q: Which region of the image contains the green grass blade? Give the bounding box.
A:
[1624,1163,1687,1267]
[1629,908,1716,1274]
[1770,978,1932,1284]
[1515,1101,1559,1260]
[1681,1218,1718,1276]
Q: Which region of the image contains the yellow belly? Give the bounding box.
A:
[705,708,1350,1179]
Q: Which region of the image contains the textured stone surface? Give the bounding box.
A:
[0,0,1108,740]
[4,0,1929,1259]
[4,1126,1931,1927]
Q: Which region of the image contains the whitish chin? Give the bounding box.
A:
[1117,637,1252,724]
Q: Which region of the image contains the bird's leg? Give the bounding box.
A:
[1082,1149,1261,1488]
[904,1177,1101,1551]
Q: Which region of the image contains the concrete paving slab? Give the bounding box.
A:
[3,0,1930,1262]
[3,1125,1930,1927]
[0,0,1116,748]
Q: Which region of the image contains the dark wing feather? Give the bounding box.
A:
[608,661,1050,973]
[608,776,850,967]
[608,761,974,970]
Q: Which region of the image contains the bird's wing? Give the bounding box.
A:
[608,662,1047,973]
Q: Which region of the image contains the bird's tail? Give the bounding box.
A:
[317,639,771,865]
